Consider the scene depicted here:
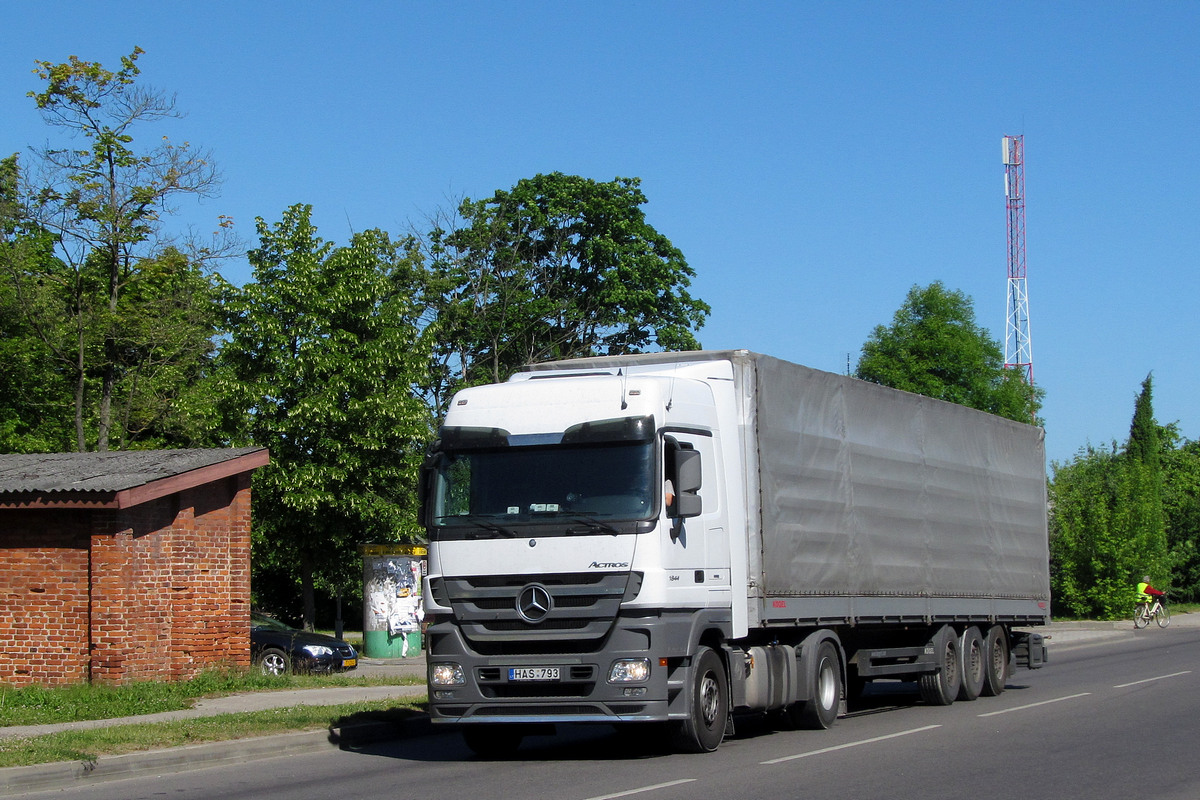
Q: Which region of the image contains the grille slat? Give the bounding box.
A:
[443,572,631,648]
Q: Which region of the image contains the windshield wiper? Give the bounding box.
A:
[435,514,516,538]
[565,515,621,535]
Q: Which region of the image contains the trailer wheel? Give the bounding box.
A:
[792,640,842,730]
[957,627,985,701]
[672,646,728,753]
[980,625,1009,697]
[918,625,961,706]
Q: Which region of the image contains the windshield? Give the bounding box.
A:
[431,439,655,529]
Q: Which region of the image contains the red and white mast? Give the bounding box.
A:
[1003,135,1033,386]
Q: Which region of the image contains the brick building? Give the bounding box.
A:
[0,448,268,686]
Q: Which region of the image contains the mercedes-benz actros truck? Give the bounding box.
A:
[420,350,1049,755]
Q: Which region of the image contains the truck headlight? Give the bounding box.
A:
[430,662,466,686]
[608,658,651,683]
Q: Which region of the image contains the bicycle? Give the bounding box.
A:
[1134,597,1171,629]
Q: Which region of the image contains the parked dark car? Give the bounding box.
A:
[250,611,358,675]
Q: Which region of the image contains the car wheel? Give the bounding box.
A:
[258,647,291,676]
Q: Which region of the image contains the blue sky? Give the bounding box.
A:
[4,2,1197,466]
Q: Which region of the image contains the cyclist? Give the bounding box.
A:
[1136,576,1165,605]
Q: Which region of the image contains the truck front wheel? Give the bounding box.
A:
[672,646,728,753]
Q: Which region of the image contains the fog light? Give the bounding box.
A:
[622,686,648,697]
[608,658,651,683]
[430,662,466,686]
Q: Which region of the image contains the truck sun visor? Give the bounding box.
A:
[438,426,511,449]
[562,415,655,444]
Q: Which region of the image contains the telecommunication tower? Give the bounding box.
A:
[1002,135,1033,386]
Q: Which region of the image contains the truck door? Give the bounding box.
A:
[662,431,729,603]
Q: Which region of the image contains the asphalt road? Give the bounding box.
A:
[8,623,1200,800]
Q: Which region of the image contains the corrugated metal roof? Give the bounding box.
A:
[0,448,268,495]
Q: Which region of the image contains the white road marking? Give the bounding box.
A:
[583,779,697,800]
[759,724,942,765]
[1113,670,1192,688]
[977,692,1092,717]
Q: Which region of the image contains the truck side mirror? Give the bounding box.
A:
[673,448,702,519]
[418,449,443,527]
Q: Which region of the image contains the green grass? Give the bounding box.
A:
[0,697,427,768]
[0,668,423,727]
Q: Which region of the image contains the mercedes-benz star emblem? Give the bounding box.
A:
[517,584,552,623]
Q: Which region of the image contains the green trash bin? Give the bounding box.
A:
[360,544,427,658]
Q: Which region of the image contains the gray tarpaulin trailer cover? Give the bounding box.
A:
[732,352,1049,623]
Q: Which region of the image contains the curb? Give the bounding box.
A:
[0,715,433,796]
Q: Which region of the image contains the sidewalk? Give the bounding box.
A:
[3,616,1197,794]
[0,654,428,742]
[0,654,432,795]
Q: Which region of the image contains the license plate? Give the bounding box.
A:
[508,666,560,681]
[342,658,357,668]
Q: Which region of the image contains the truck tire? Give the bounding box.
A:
[792,640,842,730]
[918,625,961,706]
[463,725,525,758]
[980,625,1009,697]
[957,627,985,701]
[672,646,728,753]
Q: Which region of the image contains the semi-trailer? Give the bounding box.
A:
[420,350,1049,754]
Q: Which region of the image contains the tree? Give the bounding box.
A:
[1127,373,1160,466]
[423,173,709,412]
[219,204,433,628]
[1162,435,1200,602]
[17,47,234,450]
[1049,376,1171,618]
[1122,374,1168,590]
[1049,444,1137,618]
[855,281,1041,423]
[106,246,225,448]
[0,155,75,452]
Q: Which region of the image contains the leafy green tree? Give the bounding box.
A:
[1049,376,1171,618]
[107,246,225,448]
[423,172,709,412]
[219,204,433,628]
[19,47,234,450]
[0,155,75,452]
[1122,374,1168,589]
[1049,445,1140,618]
[1162,435,1200,602]
[855,281,1041,423]
[2,157,223,450]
